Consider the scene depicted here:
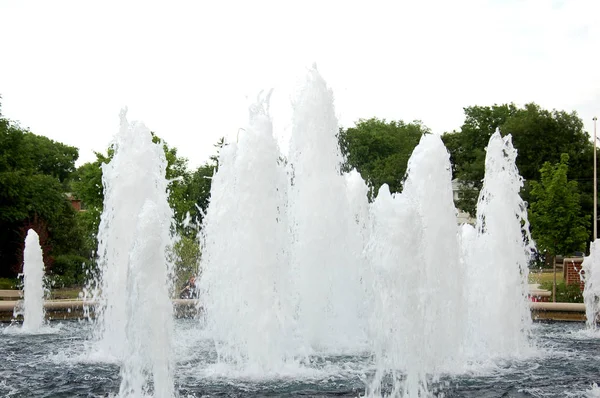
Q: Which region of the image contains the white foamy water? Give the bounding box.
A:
[199,94,293,370]
[86,110,175,396]
[462,131,533,358]
[582,239,600,329]
[195,72,538,397]
[119,200,174,398]
[93,110,175,359]
[345,169,371,248]
[21,229,46,332]
[369,134,466,397]
[288,66,367,351]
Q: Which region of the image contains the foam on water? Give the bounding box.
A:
[21,229,46,332]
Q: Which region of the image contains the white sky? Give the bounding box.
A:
[0,0,599,168]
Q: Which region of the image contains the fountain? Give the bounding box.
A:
[583,239,600,329]
[199,92,294,370]
[90,110,175,395]
[1,67,599,398]
[462,131,533,357]
[345,168,371,246]
[92,109,175,361]
[119,200,174,397]
[287,67,367,351]
[366,134,467,397]
[20,229,46,332]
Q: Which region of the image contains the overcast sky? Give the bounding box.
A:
[0,0,598,168]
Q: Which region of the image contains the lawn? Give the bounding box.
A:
[49,288,83,300]
[528,269,564,285]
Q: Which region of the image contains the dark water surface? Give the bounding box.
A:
[1,320,599,397]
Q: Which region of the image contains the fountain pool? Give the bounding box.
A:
[1,320,600,397]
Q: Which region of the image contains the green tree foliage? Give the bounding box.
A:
[184,163,215,228]
[442,104,518,215]
[338,118,429,198]
[529,154,589,256]
[442,103,593,219]
[0,106,83,278]
[168,235,202,288]
[70,155,106,259]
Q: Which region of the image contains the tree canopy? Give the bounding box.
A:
[529,154,589,256]
[338,117,429,198]
[442,103,594,222]
[0,108,83,278]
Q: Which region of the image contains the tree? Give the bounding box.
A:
[338,118,429,198]
[529,154,589,255]
[442,104,518,215]
[0,105,82,278]
[443,103,593,220]
[529,154,589,302]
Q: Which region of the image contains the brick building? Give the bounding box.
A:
[564,257,585,291]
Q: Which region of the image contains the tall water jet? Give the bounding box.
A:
[199,94,292,370]
[21,229,45,332]
[119,200,174,397]
[94,109,175,368]
[288,67,367,350]
[365,184,424,397]
[367,134,466,397]
[345,169,371,246]
[463,131,532,356]
[582,239,600,329]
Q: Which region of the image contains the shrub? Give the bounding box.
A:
[540,281,583,303]
[50,254,90,287]
[0,278,19,289]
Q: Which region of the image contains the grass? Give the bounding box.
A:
[48,288,83,300]
[0,278,19,289]
[528,269,565,285]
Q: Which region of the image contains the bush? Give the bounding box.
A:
[540,281,584,303]
[50,254,91,287]
[0,278,19,289]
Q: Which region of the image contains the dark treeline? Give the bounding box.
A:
[0,99,594,286]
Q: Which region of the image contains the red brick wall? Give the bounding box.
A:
[565,259,584,291]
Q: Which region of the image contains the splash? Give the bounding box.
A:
[21,229,45,332]
[119,200,174,397]
[93,110,175,359]
[467,131,532,356]
[345,169,371,246]
[287,67,368,351]
[582,239,600,329]
[89,110,175,396]
[364,184,424,397]
[199,93,293,370]
[463,131,533,357]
